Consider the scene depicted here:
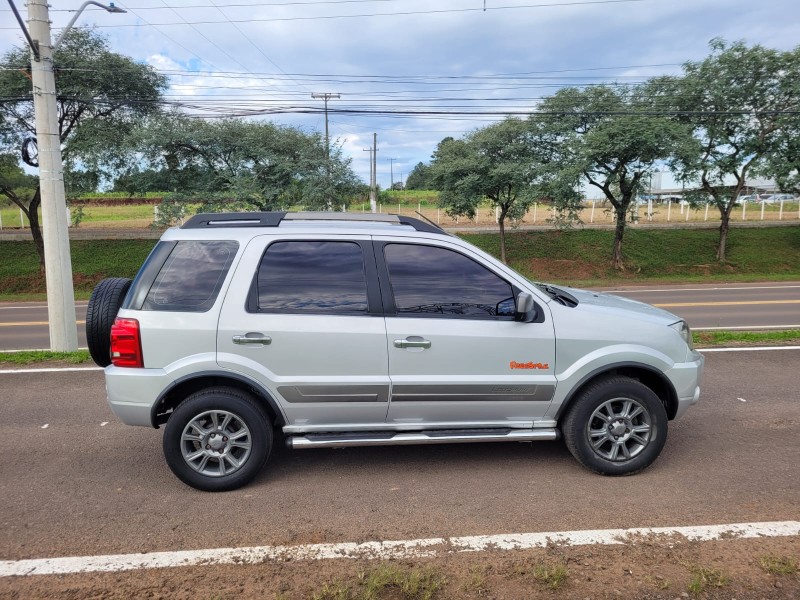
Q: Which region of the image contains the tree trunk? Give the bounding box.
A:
[717,211,730,262]
[28,188,45,272]
[498,214,507,264]
[612,206,626,271]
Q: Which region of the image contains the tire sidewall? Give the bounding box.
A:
[564,378,668,476]
[86,277,132,367]
[163,390,272,492]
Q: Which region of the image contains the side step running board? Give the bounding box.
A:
[286,428,559,449]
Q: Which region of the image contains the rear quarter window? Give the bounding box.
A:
[142,240,239,312]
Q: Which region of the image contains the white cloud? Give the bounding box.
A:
[3,0,799,186]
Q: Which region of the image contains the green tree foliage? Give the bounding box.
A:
[535,85,694,270]
[430,119,565,263]
[0,153,38,206]
[405,161,433,190]
[0,29,167,266]
[664,39,800,261]
[133,115,362,222]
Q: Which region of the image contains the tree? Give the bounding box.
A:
[405,162,433,190]
[665,39,800,261]
[0,152,38,213]
[535,85,694,270]
[430,119,556,264]
[133,115,362,221]
[0,29,167,267]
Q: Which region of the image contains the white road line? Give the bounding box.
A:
[0,348,88,353]
[0,367,102,374]
[0,304,89,310]
[698,346,800,352]
[1,521,798,577]
[604,284,800,293]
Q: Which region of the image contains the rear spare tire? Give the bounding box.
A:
[86,277,132,367]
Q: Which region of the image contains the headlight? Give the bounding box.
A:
[669,320,693,349]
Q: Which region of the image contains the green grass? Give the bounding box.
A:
[462,226,800,286]
[310,565,446,600]
[0,239,155,298]
[687,566,729,595]
[694,329,800,346]
[0,350,91,365]
[1,226,798,300]
[758,555,798,576]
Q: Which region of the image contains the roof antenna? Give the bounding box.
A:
[483,0,486,10]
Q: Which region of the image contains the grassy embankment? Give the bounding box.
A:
[1,226,798,302]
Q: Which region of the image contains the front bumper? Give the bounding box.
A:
[669,349,704,420]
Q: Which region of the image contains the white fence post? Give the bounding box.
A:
[704,204,709,221]
[742,202,746,221]
[533,203,538,223]
[647,198,653,222]
[760,200,765,221]
[495,205,499,224]
[667,200,671,221]
[779,199,784,220]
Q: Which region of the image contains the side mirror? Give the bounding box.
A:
[515,292,536,323]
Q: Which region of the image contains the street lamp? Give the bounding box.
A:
[7,0,127,351]
[54,2,127,49]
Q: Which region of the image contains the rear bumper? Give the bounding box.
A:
[105,365,168,427]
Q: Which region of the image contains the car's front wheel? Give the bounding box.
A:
[562,376,668,476]
[163,387,272,491]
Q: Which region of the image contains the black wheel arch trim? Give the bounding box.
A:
[555,361,679,421]
[151,370,287,428]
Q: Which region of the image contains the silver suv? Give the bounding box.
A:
[87,212,703,491]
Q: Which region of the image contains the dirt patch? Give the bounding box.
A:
[2,536,797,599]
[526,258,605,281]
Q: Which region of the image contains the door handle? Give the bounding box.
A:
[394,337,431,349]
[233,334,272,345]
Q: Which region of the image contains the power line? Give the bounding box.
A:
[0,0,653,29]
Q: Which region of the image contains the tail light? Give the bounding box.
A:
[110,318,143,368]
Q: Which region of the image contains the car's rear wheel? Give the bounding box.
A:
[163,387,272,492]
[86,277,132,367]
[562,376,668,476]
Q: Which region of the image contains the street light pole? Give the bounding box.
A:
[21,0,126,351]
[27,0,77,351]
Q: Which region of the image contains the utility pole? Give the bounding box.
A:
[12,0,124,351]
[311,92,340,158]
[372,133,378,213]
[28,0,75,351]
[362,135,378,212]
[389,158,398,191]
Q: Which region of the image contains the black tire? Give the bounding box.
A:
[562,376,668,476]
[86,277,132,367]
[163,387,272,492]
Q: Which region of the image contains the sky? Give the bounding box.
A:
[2,0,799,189]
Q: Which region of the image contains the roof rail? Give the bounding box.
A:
[181,211,446,234]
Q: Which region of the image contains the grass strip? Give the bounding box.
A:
[0,350,91,365]
[693,329,800,347]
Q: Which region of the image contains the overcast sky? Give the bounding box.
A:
[2,0,799,188]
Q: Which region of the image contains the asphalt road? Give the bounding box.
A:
[1,281,799,351]
[0,349,798,562]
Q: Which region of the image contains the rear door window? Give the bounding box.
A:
[143,240,238,312]
[252,241,368,314]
